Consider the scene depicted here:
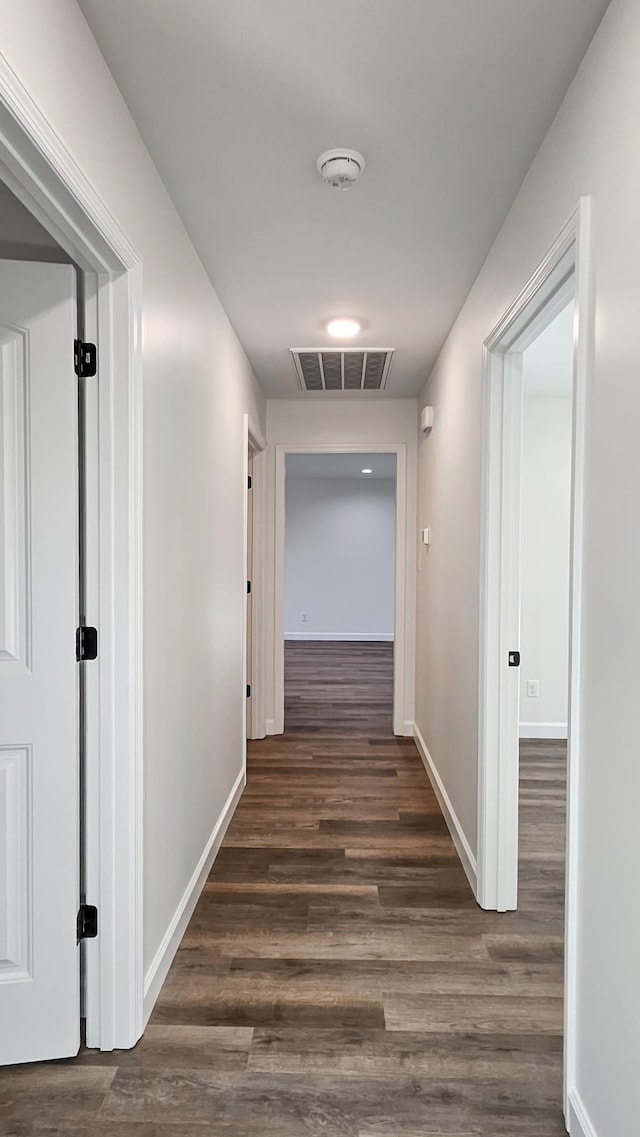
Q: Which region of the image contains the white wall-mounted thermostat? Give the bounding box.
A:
[421,527,431,546]
[420,406,434,433]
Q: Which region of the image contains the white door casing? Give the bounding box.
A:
[244,415,267,742]
[0,260,80,1064]
[478,228,579,913]
[477,198,593,1118]
[0,55,144,1050]
[272,443,410,738]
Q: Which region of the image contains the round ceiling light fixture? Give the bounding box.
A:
[361,468,373,475]
[326,317,362,339]
[317,148,366,190]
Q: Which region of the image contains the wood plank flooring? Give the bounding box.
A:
[0,643,567,1136]
[284,641,394,735]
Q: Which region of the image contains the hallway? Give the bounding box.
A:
[1,644,566,1135]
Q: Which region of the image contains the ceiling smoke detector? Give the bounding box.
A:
[316,148,366,190]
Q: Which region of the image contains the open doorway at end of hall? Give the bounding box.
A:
[283,452,397,736]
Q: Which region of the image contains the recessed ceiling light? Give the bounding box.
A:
[361,467,373,474]
[327,318,361,339]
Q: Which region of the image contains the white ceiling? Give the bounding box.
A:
[523,301,574,399]
[286,453,396,480]
[77,0,609,398]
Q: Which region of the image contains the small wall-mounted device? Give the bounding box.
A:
[421,527,431,547]
[420,405,434,433]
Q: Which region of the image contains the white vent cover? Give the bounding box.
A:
[291,349,394,392]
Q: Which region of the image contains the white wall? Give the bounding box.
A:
[284,475,396,640]
[416,1,640,1132]
[264,398,418,734]
[0,0,266,999]
[519,396,572,738]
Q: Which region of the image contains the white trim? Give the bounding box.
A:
[242,418,250,763]
[567,1089,599,1137]
[0,53,144,1049]
[244,416,267,741]
[477,198,593,1117]
[284,632,394,642]
[413,723,478,895]
[272,443,412,737]
[478,208,581,910]
[519,722,568,739]
[142,768,245,1025]
[247,417,266,454]
[563,200,594,1117]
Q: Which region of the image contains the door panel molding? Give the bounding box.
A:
[0,745,32,983]
[0,326,29,672]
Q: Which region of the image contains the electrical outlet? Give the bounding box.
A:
[301,612,308,622]
[526,679,539,698]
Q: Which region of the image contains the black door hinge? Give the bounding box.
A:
[246,684,251,698]
[77,903,98,942]
[247,580,252,594]
[248,475,252,489]
[76,625,98,661]
[74,339,97,378]
[508,650,521,667]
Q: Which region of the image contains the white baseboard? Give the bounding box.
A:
[284,632,394,642]
[519,721,568,739]
[412,723,478,896]
[567,1089,599,1137]
[143,767,245,1025]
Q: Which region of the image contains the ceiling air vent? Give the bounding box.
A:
[291,349,394,392]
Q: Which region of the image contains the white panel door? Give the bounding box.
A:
[0,260,79,1064]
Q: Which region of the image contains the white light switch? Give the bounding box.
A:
[421,527,431,546]
[420,406,434,433]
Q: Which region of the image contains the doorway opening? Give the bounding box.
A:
[0,75,143,1058]
[244,415,266,748]
[477,200,593,1119]
[273,444,411,738]
[283,452,396,735]
[0,184,86,1063]
[518,301,574,1024]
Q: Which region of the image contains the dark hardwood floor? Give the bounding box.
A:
[0,643,567,1136]
[284,641,394,735]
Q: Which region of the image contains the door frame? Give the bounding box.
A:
[477,198,594,1112]
[0,58,144,1048]
[243,415,266,747]
[273,443,410,737]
